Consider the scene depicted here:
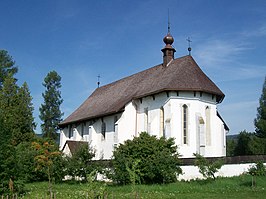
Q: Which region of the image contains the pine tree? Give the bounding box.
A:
[0,50,18,88]
[254,76,266,138]
[0,75,35,144]
[39,71,63,140]
[16,82,36,141]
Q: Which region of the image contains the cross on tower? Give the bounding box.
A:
[186,37,192,55]
[97,75,101,88]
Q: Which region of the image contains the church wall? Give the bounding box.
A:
[60,91,226,159]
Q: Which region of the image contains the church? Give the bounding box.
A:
[59,30,229,160]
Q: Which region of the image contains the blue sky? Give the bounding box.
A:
[1,0,266,135]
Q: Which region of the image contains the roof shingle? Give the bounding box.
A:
[59,55,224,127]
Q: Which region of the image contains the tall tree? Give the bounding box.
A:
[39,71,63,140]
[16,82,36,141]
[0,50,18,88]
[254,76,266,138]
[0,75,35,144]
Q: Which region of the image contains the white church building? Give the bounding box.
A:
[59,31,229,160]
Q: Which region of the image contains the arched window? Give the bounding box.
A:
[160,107,164,137]
[205,106,211,145]
[183,104,188,144]
[101,121,106,140]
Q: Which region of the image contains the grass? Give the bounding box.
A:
[20,175,266,199]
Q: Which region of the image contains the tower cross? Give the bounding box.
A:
[186,37,192,55]
[97,75,101,88]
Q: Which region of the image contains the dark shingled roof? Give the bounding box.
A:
[62,140,88,155]
[59,55,224,127]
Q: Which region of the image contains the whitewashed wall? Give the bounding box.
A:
[178,163,266,181]
[60,91,227,160]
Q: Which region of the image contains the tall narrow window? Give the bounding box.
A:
[114,116,118,143]
[160,107,164,137]
[113,116,118,131]
[183,104,188,144]
[81,123,85,137]
[101,121,106,140]
[68,124,73,138]
[144,108,148,132]
[206,106,211,145]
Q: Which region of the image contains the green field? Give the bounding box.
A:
[20,175,266,199]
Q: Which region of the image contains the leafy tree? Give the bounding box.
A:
[194,153,223,180]
[248,161,266,187]
[0,75,35,144]
[234,131,265,155]
[39,71,63,140]
[32,140,62,195]
[255,76,266,138]
[65,142,96,180]
[0,50,18,88]
[111,132,182,185]
[226,139,236,156]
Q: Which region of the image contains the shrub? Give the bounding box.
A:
[65,142,96,180]
[194,153,223,180]
[248,161,266,176]
[111,132,182,185]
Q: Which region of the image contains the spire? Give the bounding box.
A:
[161,12,176,67]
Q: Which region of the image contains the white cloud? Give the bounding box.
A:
[194,39,251,67]
[241,24,266,37]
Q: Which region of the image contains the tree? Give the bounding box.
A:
[234,131,265,155]
[255,76,266,138]
[194,153,223,180]
[65,143,96,180]
[32,140,62,195]
[0,50,18,88]
[0,75,35,144]
[111,132,182,185]
[39,71,63,140]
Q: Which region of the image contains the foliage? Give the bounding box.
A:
[234,131,265,155]
[226,139,236,156]
[194,153,223,180]
[39,70,63,140]
[111,132,182,185]
[32,140,62,194]
[0,115,16,181]
[248,161,266,177]
[65,142,96,180]
[0,179,26,196]
[255,76,266,138]
[0,50,18,88]
[0,75,35,145]
[248,161,266,187]
[126,159,141,192]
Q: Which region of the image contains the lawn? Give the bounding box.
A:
[21,175,266,199]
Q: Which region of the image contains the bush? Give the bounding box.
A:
[194,153,223,180]
[65,142,96,180]
[111,132,182,185]
[248,161,266,176]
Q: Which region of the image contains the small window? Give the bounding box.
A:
[183,104,188,144]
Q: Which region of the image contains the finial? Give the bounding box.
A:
[168,8,170,34]
[186,37,192,55]
[97,75,101,88]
